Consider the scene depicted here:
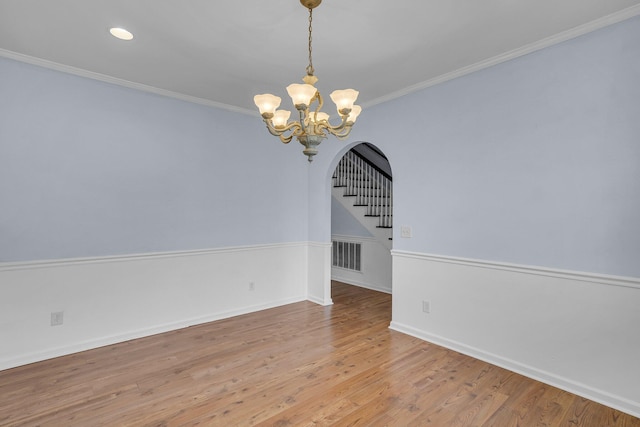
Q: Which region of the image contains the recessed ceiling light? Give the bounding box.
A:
[110,27,133,41]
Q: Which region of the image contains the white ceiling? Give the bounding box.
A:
[1,0,639,115]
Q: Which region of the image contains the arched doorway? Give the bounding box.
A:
[329,142,393,297]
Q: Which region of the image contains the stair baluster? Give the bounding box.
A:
[333,150,393,230]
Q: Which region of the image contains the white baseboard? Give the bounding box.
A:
[4,296,305,371]
[0,243,310,371]
[390,321,640,419]
[391,250,640,418]
[307,242,333,306]
[331,275,391,294]
[331,234,392,294]
[306,294,332,306]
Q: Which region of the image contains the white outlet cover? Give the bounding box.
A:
[422,300,431,313]
[51,311,64,326]
[401,226,412,238]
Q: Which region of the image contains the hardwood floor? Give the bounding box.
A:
[1,281,638,426]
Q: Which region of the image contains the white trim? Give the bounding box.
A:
[389,321,640,419]
[307,241,333,249]
[0,242,312,370]
[331,266,364,274]
[306,294,331,306]
[0,49,256,116]
[363,5,640,108]
[332,277,391,295]
[391,250,640,290]
[3,296,305,372]
[0,242,310,272]
[4,7,637,117]
[331,234,378,243]
[306,241,333,306]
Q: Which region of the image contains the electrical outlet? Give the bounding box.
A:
[249,282,255,291]
[401,225,412,238]
[51,311,64,326]
[422,300,431,314]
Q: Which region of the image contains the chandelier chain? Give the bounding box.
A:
[306,8,314,76]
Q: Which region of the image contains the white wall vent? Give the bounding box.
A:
[332,241,362,272]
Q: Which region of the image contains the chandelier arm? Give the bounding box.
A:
[263,118,301,144]
[263,117,300,135]
[273,121,301,135]
[312,91,323,117]
[278,134,294,144]
[330,124,354,139]
[320,113,351,133]
[326,121,353,138]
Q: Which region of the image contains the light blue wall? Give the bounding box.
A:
[331,196,373,238]
[2,15,639,276]
[312,16,640,278]
[0,57,309,262]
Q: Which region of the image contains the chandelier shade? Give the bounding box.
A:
[253,94,281,116]
[272,110,291,128]
[347,105,362,123]
[254,0,361,162]
[329,89,359,114]
[286,84,318,108]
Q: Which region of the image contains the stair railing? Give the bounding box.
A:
[333,150,392,229]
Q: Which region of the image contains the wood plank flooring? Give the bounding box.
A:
[1,281,638,426]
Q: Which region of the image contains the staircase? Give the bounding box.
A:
[332,149,393,247]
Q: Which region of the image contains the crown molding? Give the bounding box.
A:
[2,4,638,113]
[0,48,257,116]
[363,4,640,108]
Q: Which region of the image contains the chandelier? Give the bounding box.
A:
[254,0,361,162]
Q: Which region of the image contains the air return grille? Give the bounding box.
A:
[332,241,362,271]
